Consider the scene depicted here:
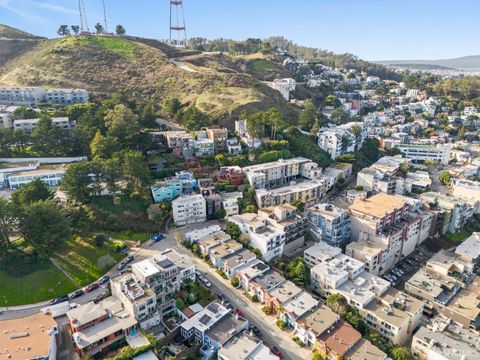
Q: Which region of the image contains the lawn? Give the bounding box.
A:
[107,230,151,243]
[247,59,289,80]
[52,236,124,286]
[0,259,77,306]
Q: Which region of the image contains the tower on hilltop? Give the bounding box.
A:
[169,0,187,47]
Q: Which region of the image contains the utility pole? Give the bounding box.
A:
[78,0,89,32]
[169,0,187,47]
[102,0,108,33]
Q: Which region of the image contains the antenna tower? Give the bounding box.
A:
[78,0,89,32]
[102,0,108,33]
[169,0,187,46]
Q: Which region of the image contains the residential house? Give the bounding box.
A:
[293,305,340,349]
[151,171,198,202]
[218,332,278,360]
[172,194,206,226]
[217,166,244,186]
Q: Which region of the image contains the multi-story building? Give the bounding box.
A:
[248,270,285,303]
[411,315,480,360]
[151,171,198,202]
[420,191,474,235]
[255,179,326,208]
[111,254,187,330]
[157,131,195,156]
[194,138,215,157]
[317,122,368,160]
[219,191,243,217]
[405,250,480,330]
[172,194,206,225]
[217,166,244,185]
[206,126,228,153]
[185,225,222,243]
[277,290,319,328]
[316,320,362,360]
[7,165,67,188]
[272,78,296,100]
[236,259,270,290]
[13,117,76,134]
[0,110,13,128]
[0,312,59,360]
[451,178,480,213]
[222,248,257,278]
[396,144,452,165]
[293,305,340,349]
[257,203,308,253]
[307,203,351,248]
[67,297,137,357]
[0,86,88,106]
[229,213,286,261]
[304,241,342,268]
[208,239,243,268]
[234,119,262,149]
[455,232,480,269]
[226,138,242,155]
[346,193,432,274]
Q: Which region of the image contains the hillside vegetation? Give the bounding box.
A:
[0,24,45,67]
[0,34,295,122]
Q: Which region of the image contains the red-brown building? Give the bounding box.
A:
[217,166,244,186]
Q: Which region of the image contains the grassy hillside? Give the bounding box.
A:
[0,34,295,122]
[0,24,45,67]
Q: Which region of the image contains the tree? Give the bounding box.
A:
[164,98,181,119]
[230,275,239,287]
[299,99,317,130]
[104,104,141,150]
[286,257,309,287]
[101,157,123,197]
[244,204,257,213]
[94,22,104,34]
[57,25,70,37]
[140,102,156,127]
[115,24,126,36]
[31,116,71,156]
[439,171,451,186]
[0,198,16,250]
[225,221,241,240]
[71,25,80,35]
[19,201,71,255]
[389,346,413,360]
[213,208,226,220]
[90,131,118,161]
[176,298,186,310]
[458,125,466,139]
[11,178,53,209]
[326,293,348,316]
[122,150,152,198]
[61,161,93,204]
[399,161,411,174]
[311,351,324,360]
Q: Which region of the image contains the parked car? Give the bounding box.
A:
[85,283,99,293]
[70,290,84,299]
[202,278,212,288]
[99,275,110,285]
[49,295,69,305]
[152,234,164,242]
[93,290,109,304]
[195,270,203,278]
[251,325,262,338]
[270,346,283,358]
[117,261,127,271]
[126,255,134,263]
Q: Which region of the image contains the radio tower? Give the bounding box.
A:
[169,0,187,46]
[78,0,89,32]
[102,0,108,33]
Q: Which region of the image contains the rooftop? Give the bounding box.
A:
[282,291,319,319]
[251,270,285,292]
[349,193,406,219]
[308,203,348,219]
[0,312,57,360]
[364,299,410,328]
[297,305,339,336]
[223,248,256,269]
[219,333,277,360]
[268,280,302,304]
[318,320,361,357]
[209,239,243,258]
[205,313,247,346]
[304,242,342,263]
[181,301,229,333]
[456,232,480,261]
[346,338,387,360]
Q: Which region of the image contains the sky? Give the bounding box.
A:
[0,0,479,61]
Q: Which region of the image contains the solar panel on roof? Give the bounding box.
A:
[199,314,212,325]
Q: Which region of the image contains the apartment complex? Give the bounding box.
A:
[206,126,228,153]
[411,315,480,360]
[451,178,480,213]
[346,193,432,274]
[229,212,286,261]
[272,78,296,100]
[0,86,88,106]
[172,194,207,225]
[396,144,452,165]
[257,203,308,253]
[405,250,480,330]
[307,203,351,247]
[420,191,474,235]
[13,117,77,134]
[0,312,58,360]
[151,171,198,202]
[317,122,368,160]
[7,165,67,189]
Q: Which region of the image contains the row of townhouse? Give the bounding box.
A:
[13,116,77,133]
[66,249,195,357]
[306,242,424,346]
[345,193,433,275]
[152,127,228,157]
[0,86,89,107]
[317,122,368,160]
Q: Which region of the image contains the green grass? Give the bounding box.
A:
[90,36,136,59]
[0,260,77,306]
[247,59,287,80]
[52,236,124,286]
[107,230,151,243]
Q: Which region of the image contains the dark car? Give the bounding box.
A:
[49,295,69,305]
[99,275,110,285]
[70,290,84,299]
[152,234,164,242]
[117,261,127,271]
[270,346,283,358]
[126,255,134,263]
[85,283,99,293]
[251,325,262,338]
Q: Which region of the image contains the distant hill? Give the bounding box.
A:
[376,55,480,71]
[0,24,46,67]
[0,28,295,123]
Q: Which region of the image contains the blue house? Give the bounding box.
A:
[151,171,198,202]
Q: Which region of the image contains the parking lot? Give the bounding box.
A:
[381,244,434,290]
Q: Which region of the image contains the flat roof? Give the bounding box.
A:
[282,291,318,319]
[0,312,57,360]
[223,248,256,269]
[456,233,480,260]
[297,305,339,336]
[304,242,342,263]
[364,299,410,328]
[10,165,66,177]
[205,314,247,346]
[268,280,302,304]
[132,259,159,279]
[349,193,406,218]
